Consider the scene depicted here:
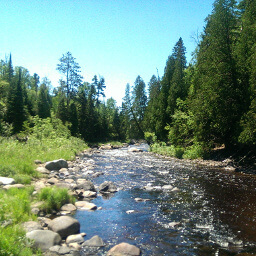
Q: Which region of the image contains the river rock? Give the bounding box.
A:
[36,166,50,174]
[107,242,141,256]
[162,185,174,190]
[0,177,15,185]
[47,177,59,185]
[49,245,71,255]
[3,184,25,190]
[75,201,97,210]
[128,147,143,153]
[98,181,117,193]
[45,159,68,171]
[83,235,105,247]
[66,234,84,244]
[83,191,97,198]
[171,187,180,192]
[26,230,61,250]
[22,221,43,232]
[76,180,96,191]
[38,217,52,227]
[48,216,80,238]
[60,203,77,213]
[134,198,150,202]
[100,144,112,150]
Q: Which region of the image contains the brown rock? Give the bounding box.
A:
[107,242,141,256]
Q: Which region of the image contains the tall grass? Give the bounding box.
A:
[0,116,88,255]
[38,186,75,213]
[0,135,87,183]
[150,142,205,159]
[0,187,41,256]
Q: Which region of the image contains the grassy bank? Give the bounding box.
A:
[0,117,88,255]
[150,142,205,159]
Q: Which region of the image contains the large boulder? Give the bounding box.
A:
[0,177,15,185]
[83,235,105,247]
[107,242,141,256]
[75,180,96,191]
[98,181,117,193]
[45,159,68,171]
[66,234,84,244]
[22,221,43,232]
[26,230,61,251]
[48,216,80,238]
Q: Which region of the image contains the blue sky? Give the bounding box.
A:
[0,0,214,105]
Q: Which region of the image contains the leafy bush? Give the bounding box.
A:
[183,143,205,159]
[144,132,157,144]
[0,225,41,256]
[38,186,75,213]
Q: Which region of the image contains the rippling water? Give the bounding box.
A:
[75,145,256,255]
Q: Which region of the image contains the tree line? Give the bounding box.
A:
[124,0,256,154]
[0,0,255,154]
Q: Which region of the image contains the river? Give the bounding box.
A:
[74,144,256,255]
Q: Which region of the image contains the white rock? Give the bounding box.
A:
[126,210,135,214]
[0,177,15,185]
[162,185,174,190]
[75,201,97,210]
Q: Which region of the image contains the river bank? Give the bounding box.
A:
[1,143,256,255]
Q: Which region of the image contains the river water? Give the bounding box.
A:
[75,145,256,255]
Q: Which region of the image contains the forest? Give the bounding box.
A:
[0,0,255,159]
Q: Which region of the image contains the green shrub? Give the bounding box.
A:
[144,132,157,144]
[175,147,185,159]
[38,186,75,213]
[183,143,205,159]
[0,225,42,256]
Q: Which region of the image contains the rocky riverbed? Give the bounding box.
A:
[1,143,256,256]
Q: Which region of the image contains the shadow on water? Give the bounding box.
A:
[75,146,256,256]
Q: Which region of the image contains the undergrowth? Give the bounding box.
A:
[38,186,75,213]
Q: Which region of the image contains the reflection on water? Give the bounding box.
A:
[75,146,256,255]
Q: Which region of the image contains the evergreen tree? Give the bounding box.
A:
[32,73,40,95]
[69,102,78,136]
[143,75,161,133]
[37,83,51,118]
[167,37,187,117]
[56,96,68,124]
[6,68,26,133]
[121,84,132,139]
[191,0,242,146]
[56,52,83,104]
[7,53,14,84]
[237,0,256,147]
[130,76,147,138]
[77,83,89,140]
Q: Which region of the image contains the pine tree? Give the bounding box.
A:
[143,75,161,133]
[7,53,14,84]
[237,0,256,147]
[77,83,89,140]
[69,102,78,136]
[191,0,242,146]
[131,76,147,138]
[167,37,187,117]
[6,68,26,133]
[37,83,51,118]
[56,52,83,104]
[56,96,68,124]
